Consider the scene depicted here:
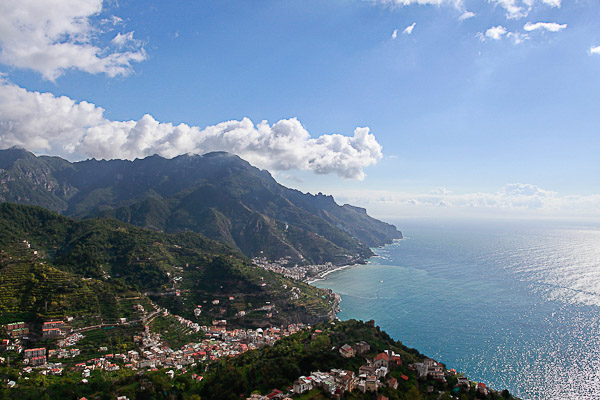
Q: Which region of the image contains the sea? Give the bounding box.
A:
[312,218,600,400]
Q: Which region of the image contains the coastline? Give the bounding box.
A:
[307,235,526,400]
[306,264,355,284]
[306,244,395,316]
[306,239,403,284]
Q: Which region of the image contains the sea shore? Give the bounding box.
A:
[306,264,355,284]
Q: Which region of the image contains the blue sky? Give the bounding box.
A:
[0,0,599,219]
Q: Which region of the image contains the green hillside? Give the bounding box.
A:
[0,203,334,327]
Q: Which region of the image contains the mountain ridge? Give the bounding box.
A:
[0,147,401,265]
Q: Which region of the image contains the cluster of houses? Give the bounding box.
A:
[3,316,494,398]
[244,340,487,399]
[22,362,64,376]
[252,257,339,283]
[246,391,292,400]
[23,347,47,366]
[42,320,65,338]
[291,343,404,398]
[104,321,307,373]
[5,322,29,338]
[48,347,81,359]
[413,358,445,381]
[73,355,123,373]
[408,358,489,396]
[243,340,407,399]
[1,313,309,383]
[57,332,84,348]
[3,319,70,341]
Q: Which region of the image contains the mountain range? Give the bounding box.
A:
[0,147,401,265]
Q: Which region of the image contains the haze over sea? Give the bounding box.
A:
[313,218,600,400]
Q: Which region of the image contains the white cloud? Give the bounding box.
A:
[368,0,463,7]
[590,46,600,55]
[0,0,146,80]
[403,23,416,35]
[523,22,567,32]
[485,25,508,40]
[331,183,600,219]
[430,187,452,195]
[459,11,476,20]
[111,31,138,48]
[541,0,561,7]
[490,0,528,19]
[102,15,123,26]
[370,0,566,31]
[0,80,382,180]
[489,0,563,19]
[507,31,530,44]
[392,29,399,39]
[501,183,554,197]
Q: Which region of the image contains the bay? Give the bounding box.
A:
[312,218,600,400]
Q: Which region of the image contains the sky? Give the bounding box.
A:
[0,0,599,220]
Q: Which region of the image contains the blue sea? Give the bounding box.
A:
[312,218,600,400]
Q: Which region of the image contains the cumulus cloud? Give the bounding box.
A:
[590,46,600,55]
[403,23,417,35]
[0,80,382,180]
[480,27,529,44]
[0,0,146,80]
[459,11,476,20]
[392,29,399,39]
[485,25,508,40]
[523,22,567,32]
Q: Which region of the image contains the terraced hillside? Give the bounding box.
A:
[0,203,335,328]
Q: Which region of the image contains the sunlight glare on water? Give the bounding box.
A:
[313,219,600,400]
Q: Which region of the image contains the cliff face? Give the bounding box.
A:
[0,148,402,265]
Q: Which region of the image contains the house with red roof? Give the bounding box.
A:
[477,382,488,395]
[266,388,282,399]
[339,344,355,358]
[373,352,389,368]
[387,377,398,389]
[293,376,313,394]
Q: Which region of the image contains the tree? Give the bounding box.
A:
[309,334,330,352]
[405,387,423,400]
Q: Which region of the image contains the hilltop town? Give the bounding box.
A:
[2,293,517,400]
[2,299,306,379]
